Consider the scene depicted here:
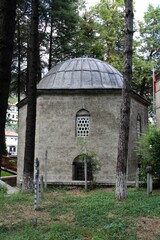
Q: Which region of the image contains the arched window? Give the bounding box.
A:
[76,109,90,137]
[137,114,141,140]
[72,155,93,181]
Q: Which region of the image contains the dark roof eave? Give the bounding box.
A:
[131,90,150,107]
[37,87,122,93]
[17,96,28,108]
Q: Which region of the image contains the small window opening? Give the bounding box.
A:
[137,114,141,140]
[76,109,90,137]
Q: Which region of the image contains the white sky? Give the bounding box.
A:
[86,0,160,21]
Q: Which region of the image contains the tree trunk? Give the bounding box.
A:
[0,0,16,177]
[48,7,53,70]
[17,19,21,103]
[22,0,39,193]
[115,0,134,200]
[140,77,146,97]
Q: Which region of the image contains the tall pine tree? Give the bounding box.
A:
[22,0,39,192]
[0,0,16,176]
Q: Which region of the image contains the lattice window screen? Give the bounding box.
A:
[76,116,90,137]
[137,119,141,140]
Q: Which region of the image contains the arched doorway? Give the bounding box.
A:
[72,155,93,181]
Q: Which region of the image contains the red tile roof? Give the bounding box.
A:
[5,130,18,137]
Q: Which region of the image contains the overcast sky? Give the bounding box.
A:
[86,0,160,20]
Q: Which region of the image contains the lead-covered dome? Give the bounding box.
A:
[37,57,123,90]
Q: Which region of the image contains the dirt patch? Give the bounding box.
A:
[44,189,86,199]
[108,212,118,218]
[1,204,52,228]
[66,188,87,196]
[56,212,74,223]
[21,205,52,222]
[137,217,160,240]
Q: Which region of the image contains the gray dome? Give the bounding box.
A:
[37,57,123,90]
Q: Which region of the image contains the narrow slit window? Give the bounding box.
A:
[137,114,141,140]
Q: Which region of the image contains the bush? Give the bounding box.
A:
[0,185,7,194]
[137,125,160,183]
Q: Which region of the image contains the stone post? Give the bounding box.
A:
[146,166,153,197]
[34,158,40,210]
[40,175,44,200]
[44,150,48,188]
[135,167,139,189]
[84,155,87,191]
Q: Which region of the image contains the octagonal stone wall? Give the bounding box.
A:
[17,89,149,186]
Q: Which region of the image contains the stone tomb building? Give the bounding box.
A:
[17,57,149,186]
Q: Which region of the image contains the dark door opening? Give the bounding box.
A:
[72,155,93,181]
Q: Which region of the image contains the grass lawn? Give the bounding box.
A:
[1,170,13,177]
[0,187,160,240]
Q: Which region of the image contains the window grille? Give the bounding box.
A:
[137,114,141,140]
[76,116,90,137]
[76,109,90,137]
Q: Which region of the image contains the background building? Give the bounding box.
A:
[6,103,18,124]
[5,130,18,157]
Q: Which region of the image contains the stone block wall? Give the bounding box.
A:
[34,90,122,184]
[128,93,149,180]
[17,90,149,186]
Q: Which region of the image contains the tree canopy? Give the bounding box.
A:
[91,0,125,71]
[132,4,160,99]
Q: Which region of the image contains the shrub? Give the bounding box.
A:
[0,185,7,194]
[137,125,160,183]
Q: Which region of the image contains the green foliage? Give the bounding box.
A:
[8,97,17,104]
[139,5,160,64]
[132,54,153,98]
[87,151,101,174]
[46,0,80,66]
[5,119,18,133]
[137,125,160,183]
[90,0,125,71]
[71,11,105,60]
[9,0,160,103]
[1,171,13,177]
[76,137,101,175]
[133,4,160,99]
[0,185,7,194]
[11,0,31,97]
[11,0,81,97]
